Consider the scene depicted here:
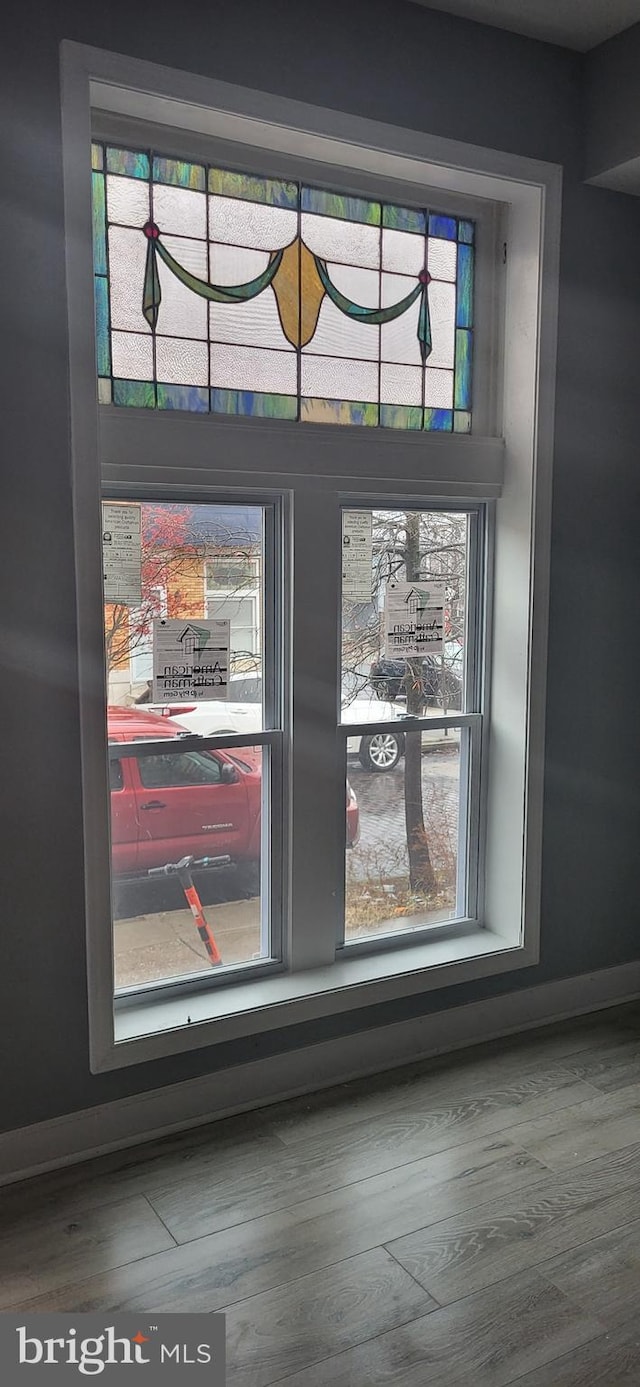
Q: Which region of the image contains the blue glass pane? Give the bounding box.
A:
[106,147,150,179]
[153,157,205,190]
[94,276,110,377]
[459,219,474,244]
[456,243,474,328]
[209,168,298,209]
[113,379,156,408]
[382,205,426,234]
[300,398,379,426]
[211,389,297,419]
[424,408,453,431]
[301,187,381,225]
[380,404,423,430]
[454,330,472,410]
[92,171,106,275]
[428,214,457,240]
[157,384,209,411]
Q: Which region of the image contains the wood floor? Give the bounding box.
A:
[5,1005,640,1384]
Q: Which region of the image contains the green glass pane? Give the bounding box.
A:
[106,147,150,179]
[152,157,205,191]
[428,214,457,240]
[454,329,472,410]
[456,243,474,328]
[208,168,298,209]
[91,171,106,275]
[424,408,453,431]
[454,410,472,433]
[301,187,381,225]
[300,398,379,426]
[91,142,103,171]
[94,276,110,377]
[211,389,297,420]
[382,205,426,234]
[157,384,209,412]
[113,379,156,408]
[459,220,474,244]
[380,404,423,430]
[98,377,112,404]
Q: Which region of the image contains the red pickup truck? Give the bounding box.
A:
[108,707,359,878]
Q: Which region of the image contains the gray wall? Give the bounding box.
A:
[1,0,639,1135]
[585,21,640,177]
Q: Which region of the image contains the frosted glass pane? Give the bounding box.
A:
[209,196,297,250]
[427,279,456,370]
[301,214,380,268]
[304,264,379,361]
[428,237,457,281]
[381,228,425,276]
[210,288,293,351]
[424,367,454,408]
[210,243,270,285]
[303,296,379,361]
[111,331,154,381]
[381,274,421,366]
[152,184,207,240]
[156,235,208,340]
[302,355,378,402]
[108,226,151,333]
[380,363,422,405]
[106,174,150,227]
[210,344,297,393]
[155,336,208,386]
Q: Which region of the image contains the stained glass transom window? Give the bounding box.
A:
[91,142,474,431]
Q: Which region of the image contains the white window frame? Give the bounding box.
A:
[61,42,560,1072]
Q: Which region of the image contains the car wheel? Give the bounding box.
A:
[359,732,402,772]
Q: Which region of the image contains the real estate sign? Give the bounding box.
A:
[152,618,230,701]
[384,581,445,658]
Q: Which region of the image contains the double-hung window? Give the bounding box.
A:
[61,43,559,1069]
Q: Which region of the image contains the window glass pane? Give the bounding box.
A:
[111,742,267,989]
[341,508,470,717]
[344,729,466,944]
[104,499,276,993]
[92,140,475,429]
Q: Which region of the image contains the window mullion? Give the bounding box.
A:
[289,487,342,971]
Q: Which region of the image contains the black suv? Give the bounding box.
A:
[369,654,462,707]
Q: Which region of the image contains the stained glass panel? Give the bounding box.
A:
[92,142,475,428]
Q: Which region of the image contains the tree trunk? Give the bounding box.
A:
[404,514,436,895]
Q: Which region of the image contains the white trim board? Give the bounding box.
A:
[2,960,640,1187]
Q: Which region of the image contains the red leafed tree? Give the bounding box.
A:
[105,504,204,673]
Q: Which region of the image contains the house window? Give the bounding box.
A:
[61,43,557,1067]
[91,140,474,431]
[105,500,280,994]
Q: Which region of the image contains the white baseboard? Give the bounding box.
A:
[2,959,640,1186]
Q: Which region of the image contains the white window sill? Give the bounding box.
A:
[102,925,535,1071]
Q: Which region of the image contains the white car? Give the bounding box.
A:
[145,675,407,772]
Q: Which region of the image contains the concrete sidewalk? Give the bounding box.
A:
[114,898,261,988]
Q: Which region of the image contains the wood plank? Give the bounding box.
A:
[541,1217,640,1330]
[562,1037,640,1094]
[268,1268,601,1387]
[0,1195,175,1309]
[4,1135,546,1315]
[223,1248,434,1387]
[504,1081,640,1171]
[0,1127,282,1234]
[499,1323,640,1386]
[270,1059,598,1150]
[148,1126,550,1245]
[387,1140,640,1305]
